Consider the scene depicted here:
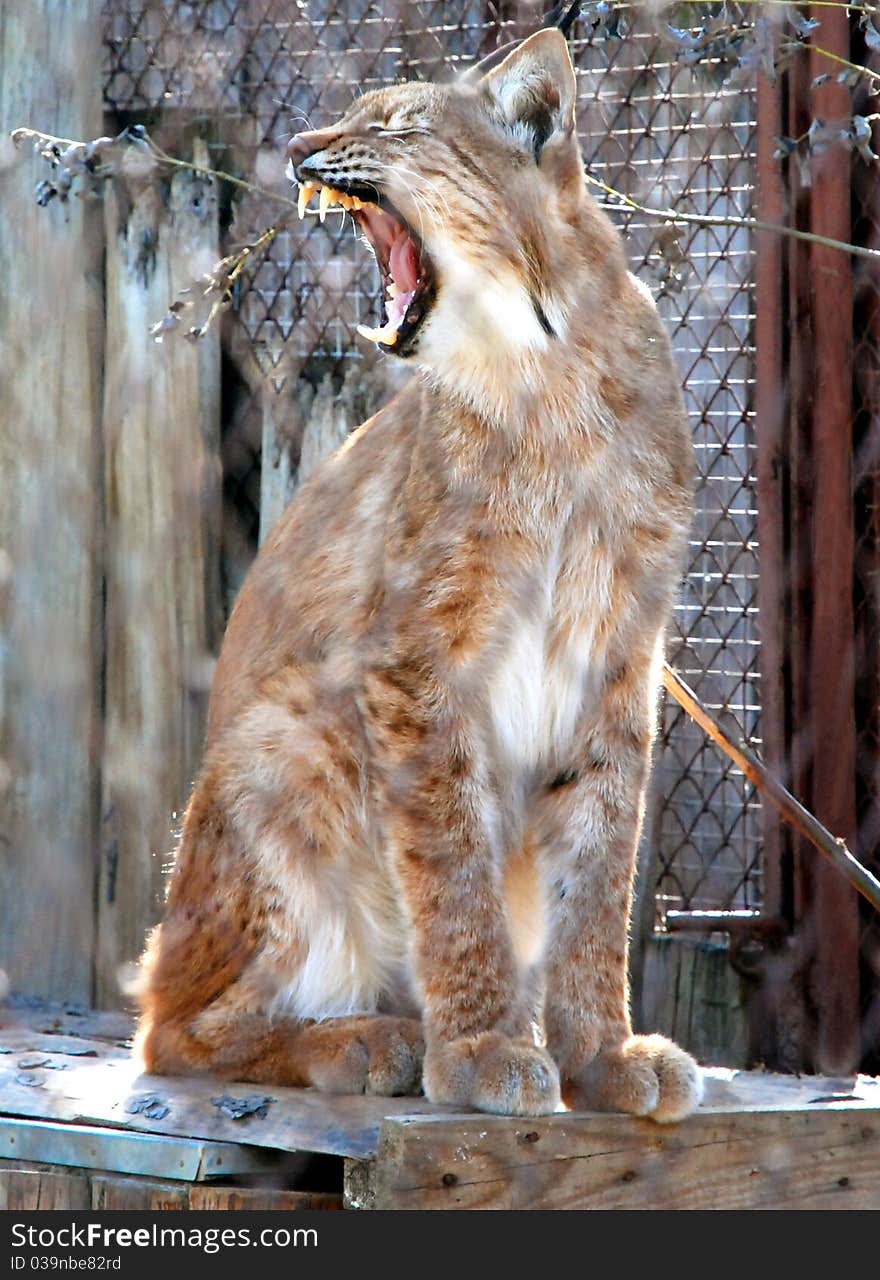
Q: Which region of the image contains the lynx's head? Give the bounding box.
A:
[287,29,596,407]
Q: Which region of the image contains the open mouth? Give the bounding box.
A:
[292,173,435,355]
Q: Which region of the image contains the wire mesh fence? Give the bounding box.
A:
[101,0,763,927]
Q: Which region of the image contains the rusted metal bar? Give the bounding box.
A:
[661,664,880,918]
[666,909,763,934]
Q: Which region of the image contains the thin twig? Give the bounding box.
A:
[662,663,880,916]
[612,0,880,15]
[585,173,880,262]
[808,42,880,80]
[142,134,302,214]
[10,125,303,216]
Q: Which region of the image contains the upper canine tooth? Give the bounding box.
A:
[298,182,315,220]
[319,186,335,221]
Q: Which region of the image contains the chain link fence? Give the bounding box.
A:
[101,0,763,927]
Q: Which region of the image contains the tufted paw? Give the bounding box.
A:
[565,1033,703,1124]
[300,1015,424,1096]
[424,1031,561,1116]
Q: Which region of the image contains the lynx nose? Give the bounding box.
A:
[287,133,313,167]
[287,127,341,174]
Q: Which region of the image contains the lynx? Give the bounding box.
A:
[136,28,702,1121]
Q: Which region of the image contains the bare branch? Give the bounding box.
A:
[584,172,880,262]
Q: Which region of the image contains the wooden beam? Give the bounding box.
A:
[357,1104,880,1210]
[0,1,104,1004]
[0,1117,289,1182]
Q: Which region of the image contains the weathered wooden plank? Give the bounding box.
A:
[0,1117,287,1182]
[0,1025,878,1168]
[97,143,223,1005]
[0,1028,452,1159]
[0,1,104,1004]
[362,1108,880,1210]
[0,1162,90,1211]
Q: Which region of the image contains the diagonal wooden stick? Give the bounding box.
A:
[661,662,880,915]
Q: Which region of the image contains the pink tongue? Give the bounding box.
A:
[389,231,420,293]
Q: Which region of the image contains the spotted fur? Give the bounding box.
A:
[136,30,703,1121]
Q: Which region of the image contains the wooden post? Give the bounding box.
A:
[0,2,104,1004]
[805,8,860,1074]
[754,67,789,927]
[259,362,398,544]
[259,383,301,545]
[97,146,222,1004]
[751,9,861,1073]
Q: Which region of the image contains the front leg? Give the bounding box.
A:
[539,647,703,1123]
[367,666,560,1117]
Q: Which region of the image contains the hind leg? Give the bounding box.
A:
[137,671,422,1093]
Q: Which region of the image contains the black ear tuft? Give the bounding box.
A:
[481,29,578,161]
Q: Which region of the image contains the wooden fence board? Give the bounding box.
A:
[98,145,223,1004]
[0,1160,342,1211]
[0,1162,91,1212]
[639,936,749,1068]
[0,0,104,1005]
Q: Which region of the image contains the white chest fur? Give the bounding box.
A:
[487,546,612,771]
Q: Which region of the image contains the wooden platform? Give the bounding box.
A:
[1,1006,879,1210]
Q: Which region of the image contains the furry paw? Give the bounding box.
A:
[565,1034,703,1124]
[424,1032,561,1116]
[300,1016,424,1096]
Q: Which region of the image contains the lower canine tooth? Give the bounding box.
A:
[357,322,399,347]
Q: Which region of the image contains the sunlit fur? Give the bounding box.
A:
[136,30,703,1121]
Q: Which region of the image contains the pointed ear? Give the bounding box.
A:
[481,28,578,158]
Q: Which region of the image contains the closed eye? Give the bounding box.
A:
[366,123,429,137]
